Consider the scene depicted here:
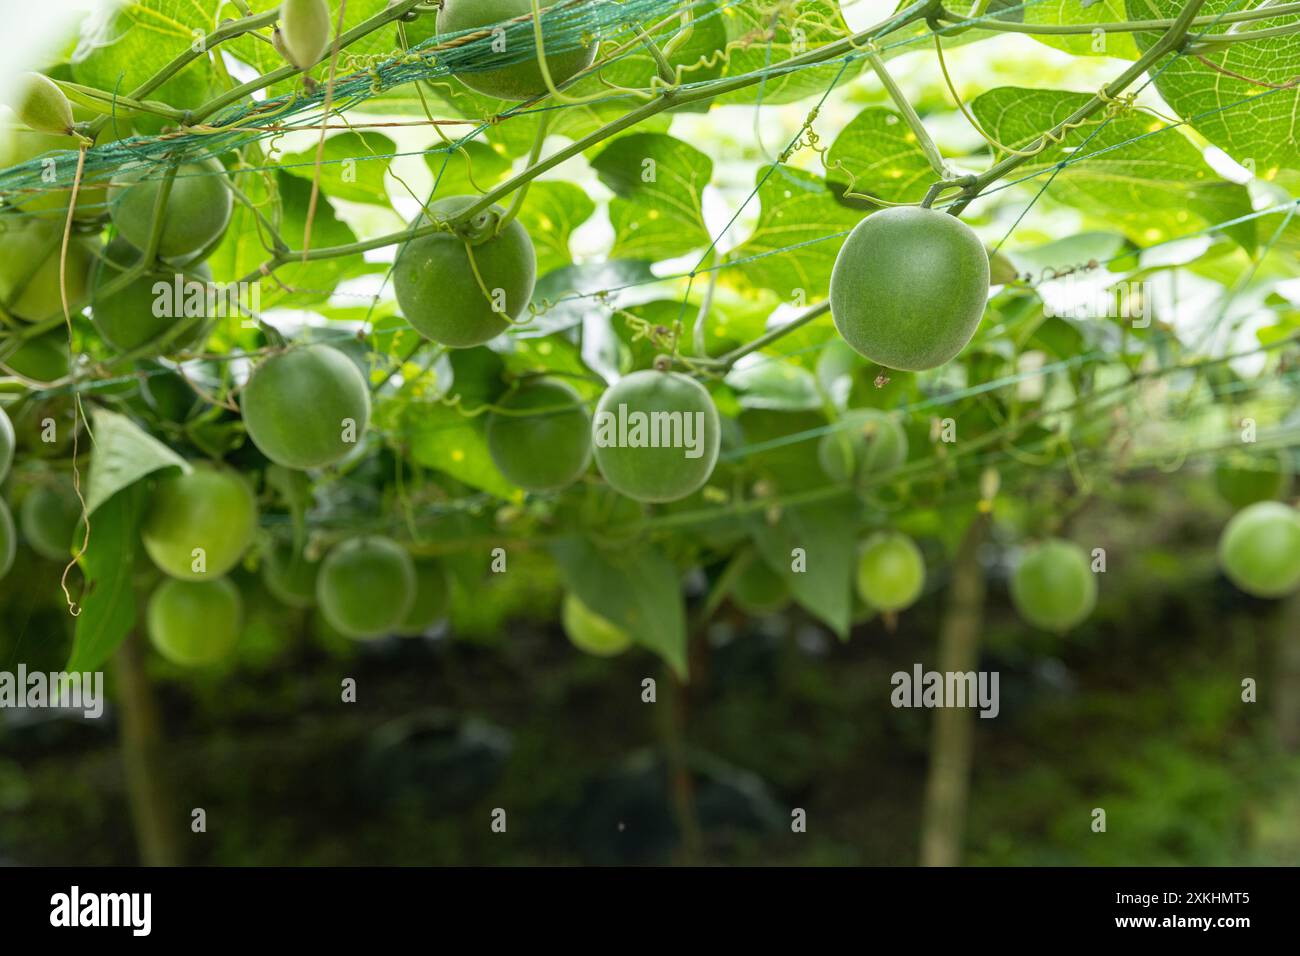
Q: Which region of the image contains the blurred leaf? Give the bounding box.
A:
[85,408,189,515]
[280,132,396,205]
[748,497,855,639]
[725,355,822,411]
[67,483,146,671]
[514,181,596,274]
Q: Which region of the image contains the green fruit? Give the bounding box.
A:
[316,536,417,639]
[13,73,73,135]
[0,118,119,220]
[562,593,631,657]
[397,559,451,635]
[856,531,925,613]
[240,344,371,470]
[147,577,243,666]
[141,367,201,422]
[392,195,536,347]
[20,476,81,561]
[108,159,232,261]
[1011,538,1097,631]
[141,465,258,581]
[91,238,213,353]
[830,207,990,371]
[818,408,907,483]
[0,215,96,322]
[591,370,721,503]
[279,0,332,70]
[4,329,70,383]
[437,0,598,100]
[0,499,16,580]
[731,555,791,617]
[486,379,591,492]
[261,542,321,609]
[1214,450,1291,509]
[1218,501,1300,599]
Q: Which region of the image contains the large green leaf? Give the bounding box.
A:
[971,87,1256,250]
[280,132,397,206]
[590,133,713,261]
[514,181,597,274]
[84,408,189,515]
[1023,1,1140,58]
[826,106,936,205]
[407,403,519,500]
[727,165,860,299]
[551,536,688,676]
[67,483,147,672]
[748,497,856,640]
[1127,0,1300,176]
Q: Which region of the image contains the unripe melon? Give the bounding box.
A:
[392,195,536,348]
[1213,450,1291,509]
[731,555,791,617]
[147,577,243,666]
[830,207,990,371]
[0,499,15,580]
[141,465,258,580]
[591,370,721,503]
[437,0,598,100]
[856,531,925,613]
[4,329,70,383]
[1010,538,1097,631]
[0,215,96,322]
[818,408,907,484]
[486,379,592,492]
[240,344,371,470]
[279,0,333,70]
[20,476,81,561]
[0,407,13,483]
[92,238,213,353]
[108,158,232,261]
[562,593,632,656]
[261,542,321,609]
[1218,501,1300,599]
[316,536,416,639]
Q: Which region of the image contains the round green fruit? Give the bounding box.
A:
[147,577,243,666]
[141,465,258,581]
[731,555,791,617]
[1218,501,1300,599]
[437,0,598,100]
[1214,450,1291,510]
[591,370,721,503]
[0,499,15,580]
[830,207,990,371]
[20,476,81,561]
[91,238,213,353]
[0,126,111,220]
[4,329,70,383]
[240,344,371,470]
[316,536,416,639]
[397,560,451,636]
[562,593,632,657]
[856,531,925,613]
[486,379,591,492]
[0,215,96,322]
[0,406,15,483]
[108,159,232,261]
[392,195,536,348]
[13,73,73,136]
[261,542,321,609]
[1011,538,1097,631]
[818,408,907,484]
[279,0,332,70]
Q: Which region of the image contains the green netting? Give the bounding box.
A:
[0,0,696,200]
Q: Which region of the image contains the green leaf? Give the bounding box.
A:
[728,165,860,299]
[971,87,1256,250]
[725,356,823,411]
[1022,1,1140,58]
[67,483,146,672]
[1127,0,1300,176]
[70,0,218,122]
[425,139,513,200]
[717,0,861,105]
[84,408,189,515]
[825,106,936,205]
[590,133,712,261]
[550,536,688,676]
[406,403,519,499]
[514,181,596,274]
[748,498,856,639]
[280,131,396,205]
[529,260,657,336]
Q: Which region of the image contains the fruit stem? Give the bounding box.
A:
[866,50,948,180]
[497,113,552,235]
[634,22,678,87]
[693,301,832,372]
